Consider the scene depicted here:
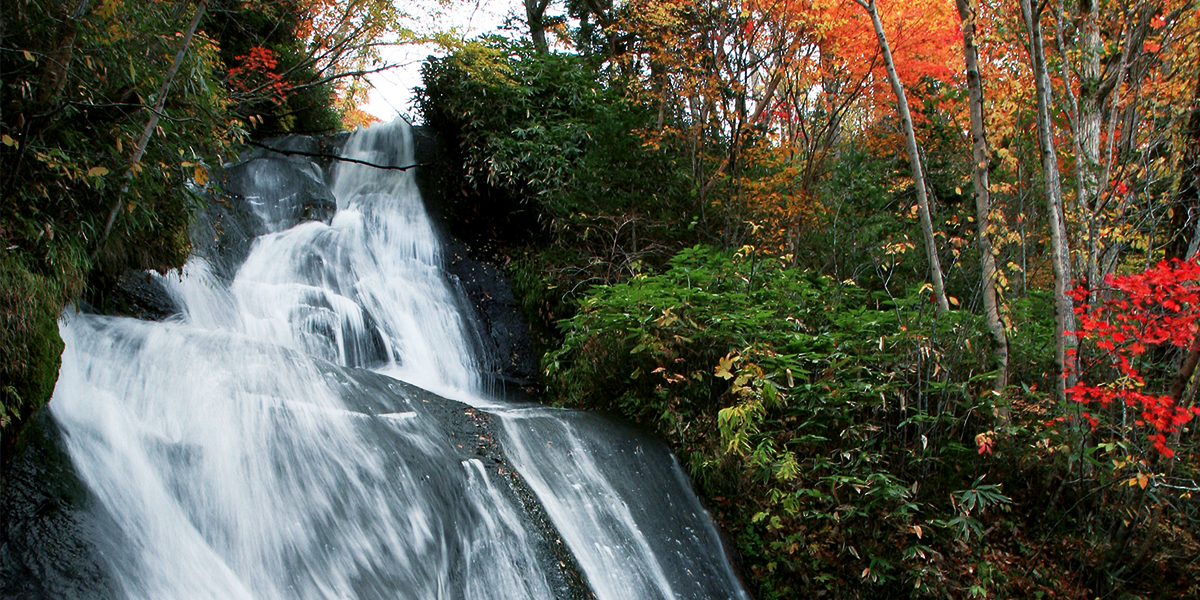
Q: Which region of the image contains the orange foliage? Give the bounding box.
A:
[617,0,965,252]
[818,0,962,118]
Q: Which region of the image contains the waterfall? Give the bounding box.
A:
[32,120,748,600]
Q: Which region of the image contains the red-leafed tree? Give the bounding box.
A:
[1068,258,1200,457]
[227,46,293,105]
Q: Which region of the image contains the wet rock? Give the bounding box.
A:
[222,138,339,233]
[108,269,178,321]
[0,412,122,600]
[410,126,540,401]
[443,238,539,399]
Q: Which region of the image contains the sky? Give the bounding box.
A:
[360,0,515,123]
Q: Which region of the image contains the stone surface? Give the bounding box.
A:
[0,412,123,600]
[410,126,540,400]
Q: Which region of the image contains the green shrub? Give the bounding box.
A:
[547,245,1016,597]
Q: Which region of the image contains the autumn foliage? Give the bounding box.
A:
[227,46,291,104]
[1068,259,1200,457]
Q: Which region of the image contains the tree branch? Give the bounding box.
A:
[246,140,427,171]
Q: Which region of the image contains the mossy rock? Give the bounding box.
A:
[1,257,66,463]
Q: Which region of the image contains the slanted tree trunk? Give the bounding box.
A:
[96,0,208,254]
[855,0,949,314]
[955,0,1009,394]
[1020,0,1078,400]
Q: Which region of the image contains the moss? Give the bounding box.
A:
[1,254,67,462]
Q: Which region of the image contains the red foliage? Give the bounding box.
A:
[1067,258,1200,457]
[227,46,291,104]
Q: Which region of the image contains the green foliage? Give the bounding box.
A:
[418,39,696,270]
[0,253,69,434]
[417,39,702,360]
[0,0,354,457]
[548,245,1022,597]
[804,145,912,283]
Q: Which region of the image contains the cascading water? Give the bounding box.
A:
[25,120,749,599]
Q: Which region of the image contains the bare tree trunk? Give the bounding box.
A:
[956,0,1009,395]
[855,0,949,314]
[1172,64,1200,260]
[95,0,208,255]
[1077,0,1104,288]
[1020,0,1078,400]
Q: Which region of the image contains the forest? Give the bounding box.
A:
[3,0,1200,597]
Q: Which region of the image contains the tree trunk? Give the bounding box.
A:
[1020,0,1078,400]
[955,0,1009,394]
[856,0,949,314]
[1171,64,1200,260]
[526,0,551,54]
[35,0,93,105]
[1077,0,1105,289]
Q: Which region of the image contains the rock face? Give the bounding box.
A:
[197,135,345,281]
[411,126,540,399]
[0,412,122,600]
[90,129,541,390]
[443,237,539,399]
[0,367,589,600]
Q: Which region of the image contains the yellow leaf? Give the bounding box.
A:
[715,354,735,380]
[194,165,208,185]
[955,186,962,195]
[949,296,960,307]
[1,134,16,148]
[87,166,109,177]
[23,50,34,62]
[911,525,923,539]
[1138,474,1149,489]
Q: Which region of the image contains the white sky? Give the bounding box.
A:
[361,0,516,122]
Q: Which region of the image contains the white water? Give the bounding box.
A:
[47,120,747,599]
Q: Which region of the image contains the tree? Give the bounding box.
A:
[955,0,1008,391]
[526,0,553,53]
[204,0,401,134]
[853,0,949,314]
[98,0,211,253]
[1020,0,1077,400]
[1068,258,1200,457]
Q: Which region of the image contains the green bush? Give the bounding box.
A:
[547,245,1020,597]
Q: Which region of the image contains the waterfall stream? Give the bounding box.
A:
[30,121,748,600]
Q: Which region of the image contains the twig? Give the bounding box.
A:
[246,140,428,171]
